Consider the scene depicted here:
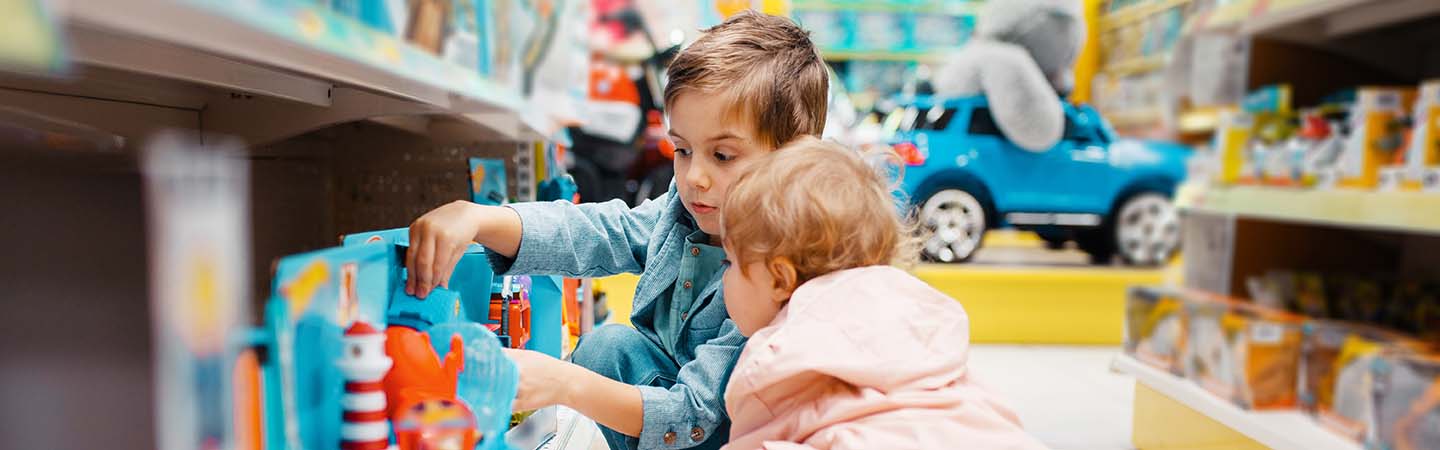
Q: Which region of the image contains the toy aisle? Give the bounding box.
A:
[2,0,1440,449]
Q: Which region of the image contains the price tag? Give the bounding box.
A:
[1251,322,1283,344]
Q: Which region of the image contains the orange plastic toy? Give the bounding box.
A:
[487,290,531,349]
[393,398,480,450]
[382,326,465,420]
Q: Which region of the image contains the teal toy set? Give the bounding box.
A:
[241,225,564,450]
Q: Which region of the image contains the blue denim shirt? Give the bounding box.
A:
[487,183,745,449]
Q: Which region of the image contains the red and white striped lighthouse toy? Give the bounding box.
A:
[338,321,393,450]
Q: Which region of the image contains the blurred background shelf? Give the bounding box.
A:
[1112,354,1362,450]
[1239,0,1440,42]
[790,0,982,15]
[819,49,945,63]
[1181,184,1440,236]
[1100,0,1192,32]
[38,0,547,145]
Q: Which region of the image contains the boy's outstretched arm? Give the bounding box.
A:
[408,190,671,298]
[408,201,522,297]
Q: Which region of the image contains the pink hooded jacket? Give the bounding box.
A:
[722,266,1048,450]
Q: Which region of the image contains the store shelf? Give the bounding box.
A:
[46,0,548,144]
[1177,105,1230,134]
[791,0,982,16]
[1102,107,1166,129]
[819,49,946,63]
[1100,54,1168,78]
[1181,184,1440,236]
[1239,0,1440,40]
[1100,0,1193,32]
[1112,354,1361,450]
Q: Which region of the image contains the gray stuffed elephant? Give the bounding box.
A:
[932,0,1086,152]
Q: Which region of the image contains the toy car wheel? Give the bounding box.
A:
[919,189,987,263]
[1113,193,1180,266]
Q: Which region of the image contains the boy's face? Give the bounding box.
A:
[667,92,769,237]
[721,247,788,337]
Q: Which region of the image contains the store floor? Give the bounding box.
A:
[549,345,1137,450]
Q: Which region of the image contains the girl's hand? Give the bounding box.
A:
[407,200,486,298]
[503,348,578,411]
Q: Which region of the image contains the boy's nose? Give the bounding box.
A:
[686,165,711,191]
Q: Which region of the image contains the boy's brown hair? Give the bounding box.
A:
[723,138,918,290]
[664,10,829,150]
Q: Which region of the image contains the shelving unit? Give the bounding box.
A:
[1112,355,1361,450]
[1,1,579,449]
[1181,184,1440,235]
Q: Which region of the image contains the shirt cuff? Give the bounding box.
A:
[637,385,715,449]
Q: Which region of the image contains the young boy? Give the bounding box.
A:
[403,11,829,450]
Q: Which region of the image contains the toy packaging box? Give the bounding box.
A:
[1183,294,1305,410]
[1300,321,1425,442]
[469,157,509,206]
[1125,286,1187,374]
[253,227,531,450]
[1372,353,1440,450]
[1337,87,1416,189]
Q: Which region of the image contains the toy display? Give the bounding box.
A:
[1404,80,1440,189]
[1336,87,1416,189]
[1188,297,1305,410]
[1373,354,1440,450]
[394,398,481,450]
[1125,287,1187,373]
[1300,321,1424,442]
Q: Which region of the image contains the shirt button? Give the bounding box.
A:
[681,312,689,321]
[691,247,700,256]
[683,280,693,289]
[690,427,705,442]
[663,431,677,445]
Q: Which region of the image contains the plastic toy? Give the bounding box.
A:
[469,157,509,206]
[488,277,532,349]
[1336,87,1416,189]
[383,290,467,420]
[394,398,481,450]
[894,95,1190,265]
[1372,353,1440,450]
[1179,293,1304,410]
[1404,80,1440,189]
[338,321,393,450]
[1125,287,1187,374]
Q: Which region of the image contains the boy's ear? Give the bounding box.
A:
[768,257,798,302]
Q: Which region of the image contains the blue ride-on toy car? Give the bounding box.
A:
[888,95,1190,265]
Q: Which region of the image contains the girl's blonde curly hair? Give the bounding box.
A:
[722,137,920,289]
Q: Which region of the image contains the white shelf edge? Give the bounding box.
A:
[1240,0,1440,40]
[60,0,525,116]
[1178,185,1440,237]
[1112,354,1362,450]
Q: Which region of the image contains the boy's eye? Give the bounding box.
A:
[714,151,734,162]
[675,147,692,157]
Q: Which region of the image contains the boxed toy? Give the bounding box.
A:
[1183,294,1305,410]
[1301,321,1424,442]
[1371,353,1440,450]
[1404,80,1440,189]
[470,157,509,206]
[1336,87,1416,189]
[1125,286,1187,373]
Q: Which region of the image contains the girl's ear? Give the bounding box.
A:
[768,257,798,303]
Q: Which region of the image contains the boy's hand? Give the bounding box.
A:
[407,200,485,298]
[503,348,578,411]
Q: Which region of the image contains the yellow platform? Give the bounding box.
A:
[597,231,1172,345]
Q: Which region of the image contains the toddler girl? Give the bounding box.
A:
[718,139,1047,450]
